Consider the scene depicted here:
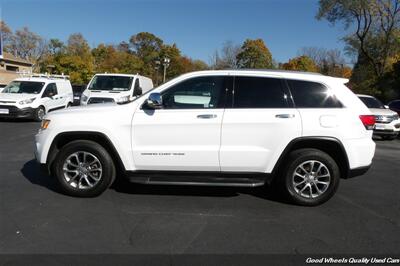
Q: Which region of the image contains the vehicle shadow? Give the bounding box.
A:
[21,159,61,194]
[111,176,291,204]
[21,159,291,204]
[0,118,37,123]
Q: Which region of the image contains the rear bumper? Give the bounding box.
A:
[347,164,371,179]
[0,106,35,119]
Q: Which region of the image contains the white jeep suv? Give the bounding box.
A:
[34,70,376,206]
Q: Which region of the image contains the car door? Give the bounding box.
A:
[220,75,302,173]
[41,83,59,111]
[132,75,230,171]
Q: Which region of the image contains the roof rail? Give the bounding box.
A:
[17,71,70,80]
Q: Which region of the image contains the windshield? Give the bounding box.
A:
[359,96,385,109]
[88,76,134,91]
[2,81,45,94]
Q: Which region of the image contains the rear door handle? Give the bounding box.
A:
[275,114,295,118]
[197,114,217,119]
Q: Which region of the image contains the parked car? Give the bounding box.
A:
[388,99,400,116]
[80,73,153,105]
[0,74,73,121]
[357,94,400,140]
[71,85,86,106]
[35,70,376,206]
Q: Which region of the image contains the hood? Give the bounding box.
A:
[45,101,138,129]
[368,108,397,116]
[47,101,138,119]
[0,93,38,102]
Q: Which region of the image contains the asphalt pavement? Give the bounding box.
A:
[0,120,399,262]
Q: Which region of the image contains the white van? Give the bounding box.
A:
[80,74,153,105]
[0,74,73,121]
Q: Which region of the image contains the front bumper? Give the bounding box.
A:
[373,120,400,136]
[0,105,35,119]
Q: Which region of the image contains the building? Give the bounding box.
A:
[0,52,33,87]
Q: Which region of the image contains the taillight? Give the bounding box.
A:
[359,115,375,130]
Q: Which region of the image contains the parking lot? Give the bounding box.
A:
[0,120,399,255]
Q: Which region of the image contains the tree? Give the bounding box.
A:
[0,21,13,49]
[39,33,94,84]
[129,32,163,77]
[211,40,241,69]
[298,47,351,77]
[67,33,91,56]
[317,0,400,78]
[282,56,319,72]
[7,27,48,69]
[236,39,273,68]
[48,39,64,55]
[92,43,142,74]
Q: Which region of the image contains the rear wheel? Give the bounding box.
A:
[34,106,45,122]
[53,140,116,197]
[281,148,340,206]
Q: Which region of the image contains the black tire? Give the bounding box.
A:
[53,140,116,197]
[66,102,72,108]
[33,106,45,122]
[280,148,340,206]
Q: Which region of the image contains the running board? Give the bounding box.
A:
[126,171,268,187]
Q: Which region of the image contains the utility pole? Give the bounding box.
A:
[162,57,170,83]
[154,60,160,86]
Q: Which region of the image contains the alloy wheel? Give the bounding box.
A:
[62,151,103,189]
[292,160,331,199]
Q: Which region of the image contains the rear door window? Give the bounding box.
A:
[232,76,288,108]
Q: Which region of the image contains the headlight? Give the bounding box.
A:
[116,96,130,104]
[81,95,88,102]
[19,97,36,105]
[40,119,50,130]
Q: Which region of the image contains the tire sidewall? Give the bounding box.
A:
[34,106,45,122]
[284,149,340,206]
[54,141,115,197]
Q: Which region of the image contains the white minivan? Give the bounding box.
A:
[0,74,73,121]
[80,73,153,105]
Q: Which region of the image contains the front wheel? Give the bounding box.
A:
[53,140,116,197]
[281,148,340,206]
[33,106,45,122]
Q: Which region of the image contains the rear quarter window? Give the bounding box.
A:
[287,79,343,108]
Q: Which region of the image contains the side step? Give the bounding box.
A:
[126,171,268,187]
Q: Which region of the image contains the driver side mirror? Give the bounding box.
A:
[384,105,389,109]
[145,92,163,109]
[133,86,142,97]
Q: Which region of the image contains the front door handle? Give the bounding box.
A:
[197,114,217,119]
[275,114,295,118]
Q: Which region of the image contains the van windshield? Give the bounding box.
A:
[88,76,134,91]
[359,96,385,109]
[2,81,45,94]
